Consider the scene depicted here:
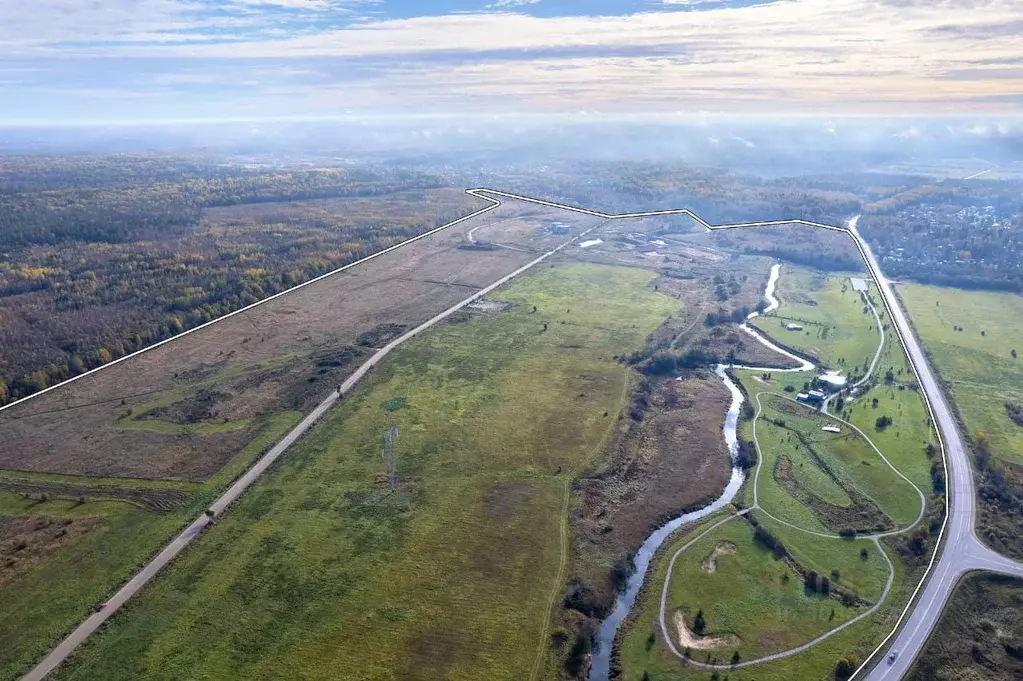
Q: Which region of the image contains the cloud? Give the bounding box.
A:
[485,0,540,8]
[2,0,1022,121]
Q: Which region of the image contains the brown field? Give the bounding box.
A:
[1,515,103,588]
[684,221,867,273]
[0,194,602,481]
[567,375,734,612]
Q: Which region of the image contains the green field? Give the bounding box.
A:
[898,284,1023,465]
[0,411,302,680]
[616,513,902,681]
[48,263,677,681]
[754,395,923,533]
[751,269,879,372]
[617,264,938,681]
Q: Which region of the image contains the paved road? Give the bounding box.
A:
[20,200,599,681]
[21,189,1023,681]
[851,220,1023,680]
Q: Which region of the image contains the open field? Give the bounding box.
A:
[906,573,1023,681]
[658,517,867,659]
[45,262,678,681]
[898,283,1023,558]
[615,513,907,681]
[0,411,300,680]
[898,284,1023,466]
[751,269,878,371]
[0,195,599,480]
[0,196,608,679]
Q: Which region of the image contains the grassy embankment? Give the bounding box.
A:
[0,411,301,680]
[618,267,938,681]
[49,263,677,681]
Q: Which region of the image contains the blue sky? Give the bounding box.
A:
[1,0,1022,123]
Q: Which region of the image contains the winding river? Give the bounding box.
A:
[588,264,812,681]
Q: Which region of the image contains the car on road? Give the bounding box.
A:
[888,650,898,665]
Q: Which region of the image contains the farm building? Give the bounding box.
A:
[797,390,826,405]
[785,323,804,331]
[822,425,842,433]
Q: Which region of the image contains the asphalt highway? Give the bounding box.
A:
[851,221,1023,680]
[18,191,1023,681]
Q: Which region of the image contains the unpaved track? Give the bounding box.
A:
[20,191,1023,681]
[20,193,601,681]
[479,191,1023,679]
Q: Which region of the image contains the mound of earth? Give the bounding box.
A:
[701,541,737,573]
[674,610,740,651]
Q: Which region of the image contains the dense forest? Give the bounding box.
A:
[0,155,478,404]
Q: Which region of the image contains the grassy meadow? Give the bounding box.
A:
[751,268,880,371]
[898,284,1023,465]
[616,513,900,681]
[0,411,301,680]
[50,263,677,681]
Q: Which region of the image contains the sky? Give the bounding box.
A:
[2,0,1022,123]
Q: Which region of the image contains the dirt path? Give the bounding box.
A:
[21,194,601,681]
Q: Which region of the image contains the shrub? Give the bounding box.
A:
[835,655,858,680]
[693,609,706,634]
[565,632,592,675]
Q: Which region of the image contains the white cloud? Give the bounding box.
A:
[485,0,540,8]
[3,0,1022,117]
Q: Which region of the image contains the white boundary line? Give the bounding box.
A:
[464,190,952,681]
[0,194,504,415]
[7,187,957,681]
[18,192,610,681]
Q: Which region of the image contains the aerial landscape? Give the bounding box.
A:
[2,1,1022,681]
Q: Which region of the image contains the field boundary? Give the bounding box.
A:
[14,188,956,681]
[462,189,953,681]
[0,193,503,416]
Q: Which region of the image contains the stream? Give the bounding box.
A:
[587,264,813,681]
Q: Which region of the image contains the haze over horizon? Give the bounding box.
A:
[3,0,1023,124]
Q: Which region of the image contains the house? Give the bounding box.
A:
[798,390,826,405]
[549,222,569,235]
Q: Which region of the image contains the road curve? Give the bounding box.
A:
[19,198,601,681]
[474,190,1023,678]
[852,221,1023,680]
[20,189,1023,681]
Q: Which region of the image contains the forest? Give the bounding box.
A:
[859,181,1023,291]
[0,155,477,404]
